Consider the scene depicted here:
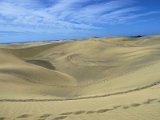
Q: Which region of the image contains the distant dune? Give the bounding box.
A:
[0,35,160,120]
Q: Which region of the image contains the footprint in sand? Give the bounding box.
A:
[39,114,52,118]
[96,108,113,113]
[148,98,158,103]
[73,111,86,115]
[86,111,96,114]
[122,106,130,109]
[17,114,31,118]
[53,116,67,120]
[130,103,141,107]
[143,98,157,104]
[143,100,152,104]
[60,112,73,115]
[0,117,6,120]
[113,105,122,109]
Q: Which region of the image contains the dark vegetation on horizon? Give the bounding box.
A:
[2,34,160,44]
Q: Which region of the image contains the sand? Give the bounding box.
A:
[0,35,160,120]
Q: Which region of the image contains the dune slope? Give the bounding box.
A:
[0,35,160,120]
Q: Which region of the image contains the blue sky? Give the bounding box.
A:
[0,0,160,43]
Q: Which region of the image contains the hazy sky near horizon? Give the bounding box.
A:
[0,0,160,43]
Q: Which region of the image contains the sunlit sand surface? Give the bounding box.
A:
[0,35,160,120]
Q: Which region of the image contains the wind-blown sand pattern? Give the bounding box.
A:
[0,35,160,120]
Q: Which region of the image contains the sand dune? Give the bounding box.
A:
[0,35,160,120]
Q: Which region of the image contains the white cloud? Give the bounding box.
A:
[0,0,159,32]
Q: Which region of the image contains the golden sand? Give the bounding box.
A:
[0,35,160,120]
